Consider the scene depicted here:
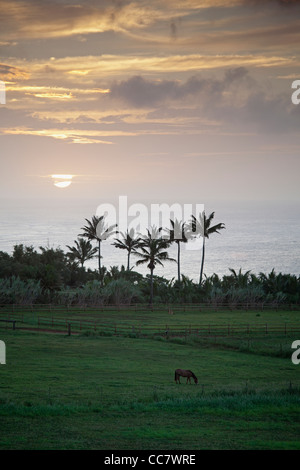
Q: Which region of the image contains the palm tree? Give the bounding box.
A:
[165,219,188,283]
[80,215,117,280]
[227,268,252,288]
[189,211,225,286]
[112,228,141,271]
[66,237,98,268]
[133,227,176,306]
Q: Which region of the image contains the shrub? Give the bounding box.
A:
[0,276,43,305]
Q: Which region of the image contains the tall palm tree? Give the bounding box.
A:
[165,219,188,284]
[189,211,225,286]
[112,228,141,271]
[80,215,117,279]
[66,237,98,268]
[133,227,176,306]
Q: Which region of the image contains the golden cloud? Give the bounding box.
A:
[0,0,158,40]
[3,54,295,86]
[0,127,140,143]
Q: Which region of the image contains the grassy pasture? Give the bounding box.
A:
[0,307,299,449]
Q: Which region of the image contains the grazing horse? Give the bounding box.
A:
[175,369,198,385]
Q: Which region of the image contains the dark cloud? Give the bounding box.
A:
[109,68,299,134]
[0,63,28,80]
[242,0,300,5]
[170,21,177,40]
[109,68,250,108]
[0,64,13,75]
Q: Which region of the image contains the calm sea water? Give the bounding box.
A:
[0,199,299,282]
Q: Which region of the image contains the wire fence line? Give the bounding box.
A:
[1,313,300,337]
[0,302,299,336]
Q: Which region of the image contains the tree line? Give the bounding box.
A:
[0,210,299,306]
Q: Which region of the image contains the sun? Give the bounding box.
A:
[51,174,73,188]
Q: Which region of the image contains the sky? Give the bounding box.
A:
[0,0,300,210]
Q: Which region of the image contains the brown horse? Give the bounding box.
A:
[175,369,198,385]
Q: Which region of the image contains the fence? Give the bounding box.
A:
[0,301,299,337]
[1,312,300,338]
[0,319,16,330]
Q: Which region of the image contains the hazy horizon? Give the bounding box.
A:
[1,196,299,281]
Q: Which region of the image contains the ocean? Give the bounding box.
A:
[0,198,299,282]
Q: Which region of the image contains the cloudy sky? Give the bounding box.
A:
[0,0,300,207]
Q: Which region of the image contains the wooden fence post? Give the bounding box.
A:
[67,323,71,336]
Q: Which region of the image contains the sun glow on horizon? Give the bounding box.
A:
[51,174,73,188]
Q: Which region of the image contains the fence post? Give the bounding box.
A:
[265,323,268,334]
[67,323,71,336]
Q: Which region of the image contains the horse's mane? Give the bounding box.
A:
[187,370,196,379]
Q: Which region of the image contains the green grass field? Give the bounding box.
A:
[0,308,300,449]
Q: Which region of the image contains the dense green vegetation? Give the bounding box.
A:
[0,210,298,307]
[0,243,299,306]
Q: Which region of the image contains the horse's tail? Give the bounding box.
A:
[174,370,177,381]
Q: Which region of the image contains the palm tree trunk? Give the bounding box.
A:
[127,250,130,271]
[98,240,102,277]
[150,268,154,306]
[177,241,181,284]
[199,236,205,285]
